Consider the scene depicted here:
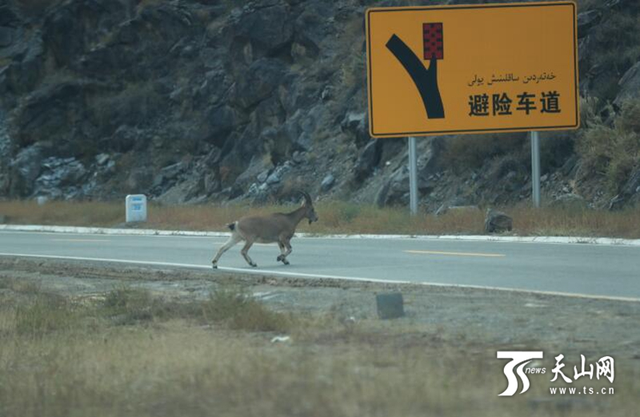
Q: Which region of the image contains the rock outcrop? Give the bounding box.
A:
[0,0,638,212]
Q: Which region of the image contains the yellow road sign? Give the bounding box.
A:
[366,2,579,137]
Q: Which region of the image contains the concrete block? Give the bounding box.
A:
[376,293,405,320]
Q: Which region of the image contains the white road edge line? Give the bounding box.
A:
[1,224,640,246]
[0,252,638,303]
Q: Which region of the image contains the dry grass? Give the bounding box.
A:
[1,200,640,238]
[509,205,640,238]
[0,200,123,227]
[0,201,640,238]
[0,281,636,417]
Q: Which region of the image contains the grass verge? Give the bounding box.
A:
[0,277,637,417]
[1,200,640,238]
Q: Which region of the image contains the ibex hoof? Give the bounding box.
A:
[277,255,283,262]
[283,260,290,265]
[249,262,257,268]
[211,262,218,269]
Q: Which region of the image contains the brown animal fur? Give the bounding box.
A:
[211,192,318,268]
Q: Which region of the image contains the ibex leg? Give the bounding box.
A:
[241,241,257,267]
[212,234,242,268]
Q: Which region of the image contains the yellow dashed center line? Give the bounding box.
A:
[51,239,111,243]
[405,250,505,258]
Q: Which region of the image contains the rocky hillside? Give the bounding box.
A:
[1,0,639,212]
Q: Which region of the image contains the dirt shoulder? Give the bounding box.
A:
[2,256,639,360]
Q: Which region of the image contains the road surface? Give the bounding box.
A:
[0,230,638,300]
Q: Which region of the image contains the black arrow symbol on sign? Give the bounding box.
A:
[386,34,445,119]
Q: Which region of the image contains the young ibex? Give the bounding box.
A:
[212,191,318,268]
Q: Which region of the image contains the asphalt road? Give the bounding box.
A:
[0,230,638,300]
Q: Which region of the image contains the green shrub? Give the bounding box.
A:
[577,99,640,193]
[616,98,640,134]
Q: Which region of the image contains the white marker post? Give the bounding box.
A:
[530,131,541,208]
[125,194,148,223]
[408,136,418,215]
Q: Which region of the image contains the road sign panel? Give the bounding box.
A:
[366,2,579,137]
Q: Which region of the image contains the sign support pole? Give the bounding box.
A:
[531,131,541,208]
[408,136,418,215]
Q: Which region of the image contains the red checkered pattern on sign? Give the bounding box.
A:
[423,23,443,60]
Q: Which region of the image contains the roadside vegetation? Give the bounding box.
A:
[578,98,640,194]
[1,277,636,417]
[0,199,639,238]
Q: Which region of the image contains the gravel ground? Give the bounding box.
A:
[2,256,639,361]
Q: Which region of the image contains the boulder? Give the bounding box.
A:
[353,140,381,182]
[375,166,434,207]
[231,1,293,58]
[126,166,153,194]
[0,27,14,48]
[257,170,269,183]
[320,174,335,192]
[484,209,513,234]
[277,107,323,153]
[293,2,331,59]
[265,163,292,186]
[111,125,142,153]
[9,144,46,196]
[160,161,187,181]
[13,80,105,151]
[95,153,110,165]
[0,3,20,28]
[42,0,131,67]
[231,58,287,109]
[292,151,306,164]
[31,157,88,199]
[609,169,640,210]
[194,68,230,107]
[234,155,273,187]
[621,169,640,196]
[341,111,369,147]
[418,137,444,178]
[577,10,601,38]
[1,33,44,95]
[253,96,286,132]
[260,126,291,166]
[614,61,640,107]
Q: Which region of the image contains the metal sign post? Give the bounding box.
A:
[531,131,541,208]
[408,136,418,215]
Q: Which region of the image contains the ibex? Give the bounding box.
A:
[212,191,318,268]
